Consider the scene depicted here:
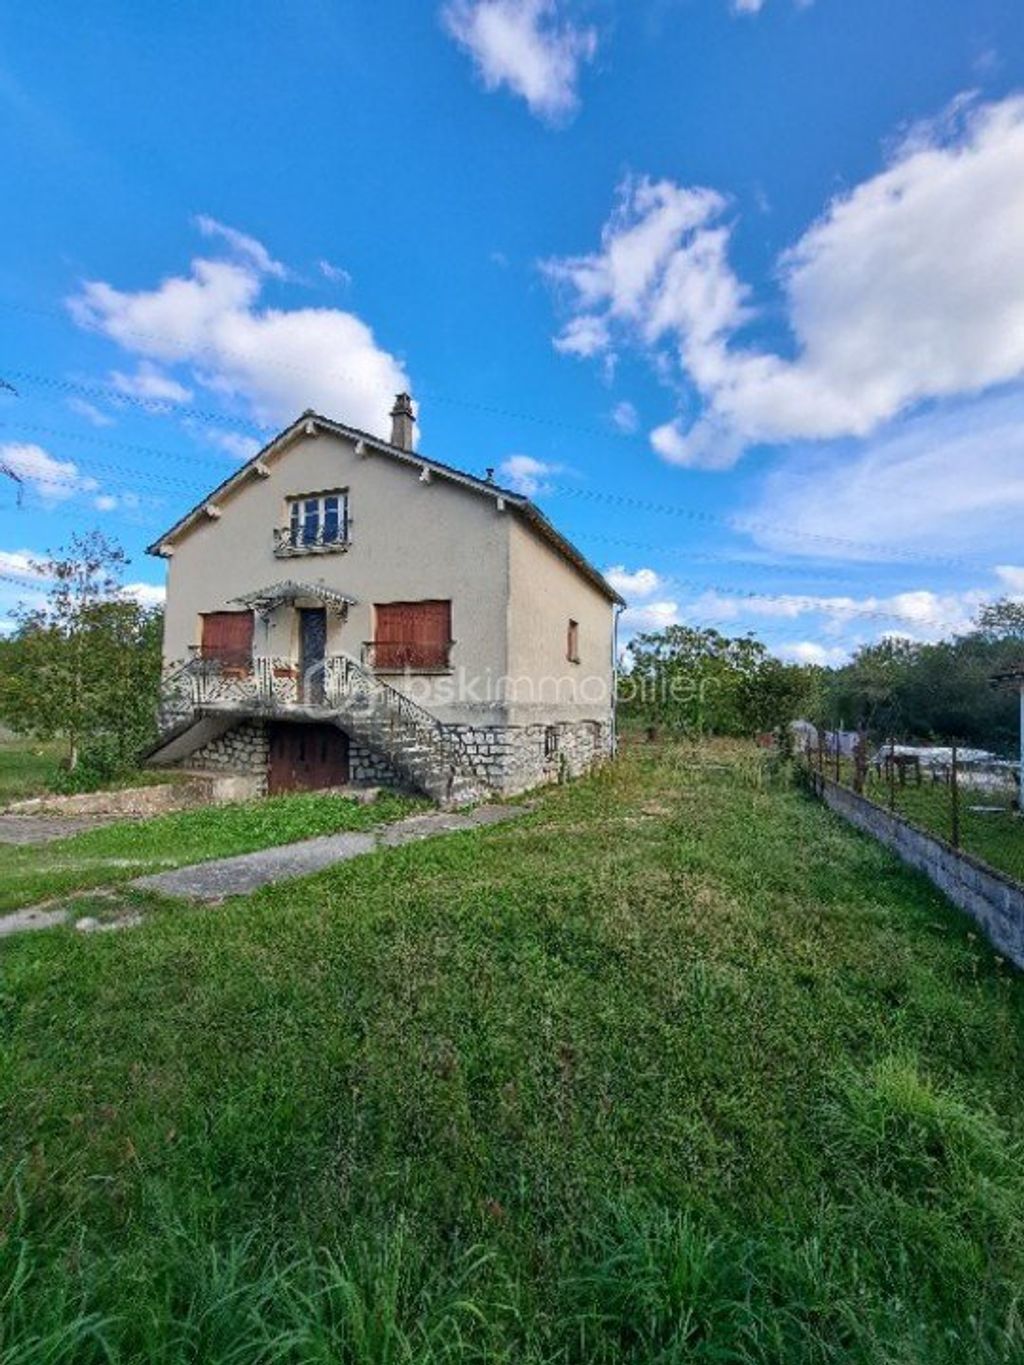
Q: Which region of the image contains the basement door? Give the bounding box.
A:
[267,723,349,794]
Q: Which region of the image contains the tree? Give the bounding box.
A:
[0,532,163,777]
[620,624,818,737]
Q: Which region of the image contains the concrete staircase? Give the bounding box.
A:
[324,656,489,807]
[149,653,491,808]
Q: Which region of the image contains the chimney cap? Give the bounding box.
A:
[390,392,415,416]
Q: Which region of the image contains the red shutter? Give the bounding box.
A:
[374,601,451,669]
[201,611,254,668]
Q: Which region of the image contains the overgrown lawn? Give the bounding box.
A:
[2,741,1024,1362]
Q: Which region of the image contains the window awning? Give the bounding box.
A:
[230,581,358,617]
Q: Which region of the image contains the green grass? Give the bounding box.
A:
[0,736,64,802]
[0,736,179,805]
[829,760,1024,884]
[3,740,1024,1362]
[0,788,424,914]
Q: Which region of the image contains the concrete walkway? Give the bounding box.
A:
[130,803,523,902]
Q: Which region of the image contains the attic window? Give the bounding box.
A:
[567,619,580,664]
[275,490,349,557]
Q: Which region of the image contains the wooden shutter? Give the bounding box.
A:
[201,611,254,667]
[374,601,451,669]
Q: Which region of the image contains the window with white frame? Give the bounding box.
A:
[284,490,349,551]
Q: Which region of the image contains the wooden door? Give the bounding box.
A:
[201,611,254,669]
[299,607,327,704]
[267,723,349,794]
[374,600,451,669]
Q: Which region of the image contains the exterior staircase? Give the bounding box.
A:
[150,651,491,807]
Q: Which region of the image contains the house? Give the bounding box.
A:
[147,395,625,804]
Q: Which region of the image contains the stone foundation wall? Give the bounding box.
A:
[172,715,613,801]
[349,743,402,786]
[449,718,612,795]
[188,720,269,793]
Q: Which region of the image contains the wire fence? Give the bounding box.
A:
[796,731,1024,886]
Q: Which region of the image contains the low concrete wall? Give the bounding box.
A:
[809,773,1024,968]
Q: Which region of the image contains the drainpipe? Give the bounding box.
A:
[611,603,625,756]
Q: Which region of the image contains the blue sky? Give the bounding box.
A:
[2,0,1024,662]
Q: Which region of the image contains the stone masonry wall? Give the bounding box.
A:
[188,720,269,793]
[449,719,613,796]
[349,742,403,786]
[811,771,1024,969]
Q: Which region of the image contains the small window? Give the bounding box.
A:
[567,619,580,664]
[285,490,349,550]
[545,725,560,758]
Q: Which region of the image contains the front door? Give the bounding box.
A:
[267,723,349,794]
[299,608,327,704]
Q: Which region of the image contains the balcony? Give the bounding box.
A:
[273,525,350,558]
[362,640,455,674]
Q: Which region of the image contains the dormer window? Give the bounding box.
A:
[275,490,349,557]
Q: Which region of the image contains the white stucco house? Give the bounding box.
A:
[147,395,624,804]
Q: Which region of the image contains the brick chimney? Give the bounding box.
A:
[389,392,415,451]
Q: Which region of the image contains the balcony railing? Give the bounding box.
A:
[362,640,455,673]
[273,525,350,557]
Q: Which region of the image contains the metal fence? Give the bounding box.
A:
[797,734,1024,886]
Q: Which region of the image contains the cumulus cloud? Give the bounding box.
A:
[605,564,662,598]
[0,548,47,580]
[442,0,597,123]
[621,599,680,634]
[547,95,1024,468]
[995,564,1024,594]
[0,442,98,505]
[776,641,849,666]
[124,581,166,608]
[498,453,564,495]
[67,221,410,438]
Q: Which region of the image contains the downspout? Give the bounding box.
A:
[611,603,625,756]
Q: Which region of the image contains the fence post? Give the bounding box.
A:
[888,738,896,812]
[853,728,867,794]
[951,741,961,850]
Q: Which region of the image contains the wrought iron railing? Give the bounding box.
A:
[159,650,485,782]
[361,640,455,672]
[273,525,350,557]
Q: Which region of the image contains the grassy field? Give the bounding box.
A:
[0,736,65,802]
[0,788,423,915]
[3,740,1024,1362]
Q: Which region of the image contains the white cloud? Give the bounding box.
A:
[319,259,351,287]
[199,426,262,461]
[67,222,410,438]
[611,400,639,433]
[0,548,47,580]
[0,442,98,504]
[995,565,1024,594]
[94,494,118,512]
[109,361,193,405]
[747,390,1024,562]
[547,95,1024,468]
[124,581,166,608]
[776,641,849,666]
[194,215,288,280]
[620,599,681,633]
[442,0,597,123]
[66,397,115,427]
[498,453,563,495]
[553,315,612,358]
[732,0,765,13]
[605,564,662,598]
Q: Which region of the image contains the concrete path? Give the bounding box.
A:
[0,813,121,845]
[130,803,523,902]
